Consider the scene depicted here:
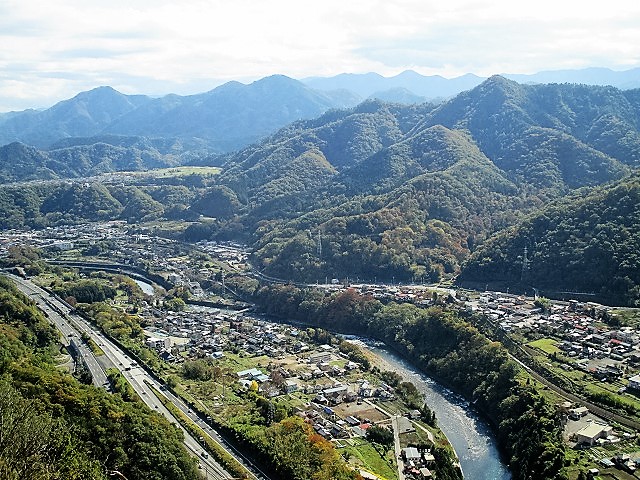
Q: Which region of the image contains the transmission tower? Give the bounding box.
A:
[316,230,322,258]
[520,245,529,282]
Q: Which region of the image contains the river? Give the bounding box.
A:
[133,278,155,295]
[363,341,511,480]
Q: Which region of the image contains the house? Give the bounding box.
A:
[408,409,422,420]
[146,336,171,351]
[402,447,421,462]
[309,351,332,364]
[423,452,436,465]
[237,368,269,382]
[323,385,348,405]
[419,468,433,479]
[345,416,360,426]
[568,406,589,420]
[284,380,298,394]
[345,361,359,370]
[359,381,374,397]
[159,350,176,362]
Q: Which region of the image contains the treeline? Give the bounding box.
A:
[229,409,360,480]
[53,278,117,303]
[255,284,567,479]
[0,276,198,480]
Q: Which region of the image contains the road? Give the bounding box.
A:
[390,415,406,480]
[12,276,110,389]
[9,274,233,480]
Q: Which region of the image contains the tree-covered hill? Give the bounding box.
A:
[458,172,640,305]
[0,179,204,228]
[0,141,182,182]
[208,78,639,283]
[0,86,150,148]
[3,77,640,295]
[422,76,636,190]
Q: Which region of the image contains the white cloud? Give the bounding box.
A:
[0,0,639,111]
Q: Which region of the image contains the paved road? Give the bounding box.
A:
[8,275,232,480]
[12,276,110,389]
[390,415,406,480]
[364,400,405,480]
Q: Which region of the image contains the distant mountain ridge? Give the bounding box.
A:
[0,76,361,152]
[303,67,640,100]
[2,67,640,155]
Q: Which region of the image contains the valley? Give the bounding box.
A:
[1,73,640,480]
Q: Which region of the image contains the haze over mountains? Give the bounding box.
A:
[305,67,640,99]
[0,76,359,153]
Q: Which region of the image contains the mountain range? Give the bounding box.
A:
[209,76,639,300]
[0,72,639,304]
[1,67,640,158]
[304,67,640,99]
[0,76,360,153]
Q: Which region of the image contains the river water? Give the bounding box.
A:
[364,342,511,480]
[133,278,155,295]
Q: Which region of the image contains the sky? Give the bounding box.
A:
[1,0,639,112]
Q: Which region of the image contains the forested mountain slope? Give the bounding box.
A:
[0,87,150,148]
[0,276,199,480]
[2,77,640,301]
[0,141,181,182]
[458,172,640,305]
[212,78,639,284]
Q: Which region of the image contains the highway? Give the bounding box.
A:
[8,274,233,480]
[12,276,110,389]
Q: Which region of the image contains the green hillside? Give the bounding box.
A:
[0,276,198,480]
[459,173,640,305]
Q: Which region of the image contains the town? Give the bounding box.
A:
[3,221,640,478]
